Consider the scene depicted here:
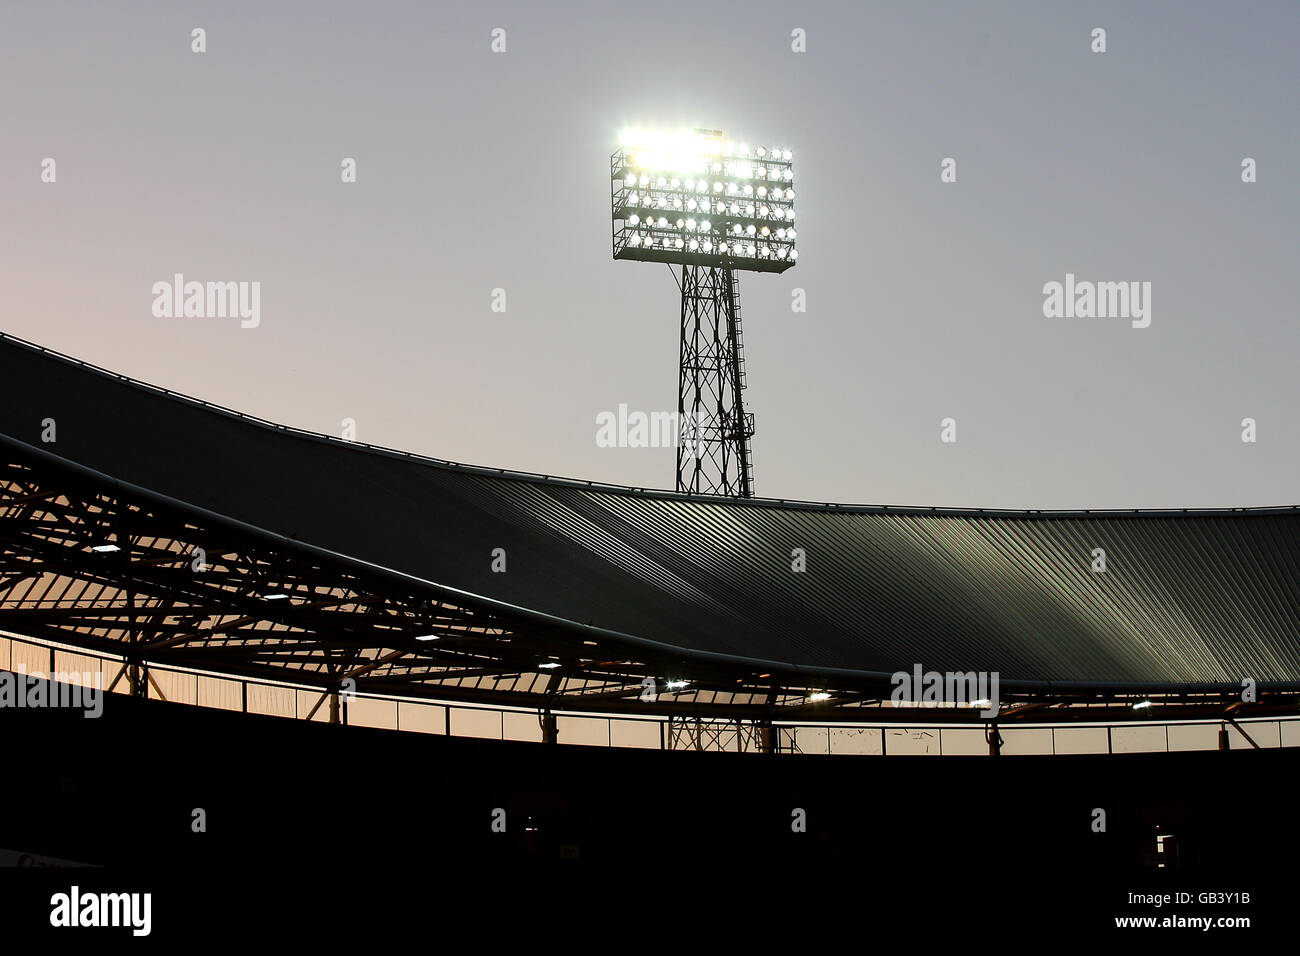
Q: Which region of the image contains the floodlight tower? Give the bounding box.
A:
[611,128,798,497]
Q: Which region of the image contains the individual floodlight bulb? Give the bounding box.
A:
[702,239,713,252]
[789,248,798,259]
[783,169,793,180]
[746,244,756,256]
[685,218,696,230]
[746,224,756,235]
[760,225,769,236]
[675,237,684,248]
[688,238,699,250]
[676,218,685,228]
[782,148,792,160]
[628,214,640,226]
[700,220,710,232]
[713,181,723,193]
[757,186,767,198]
[787,228,796,239]
[756,145,767,157]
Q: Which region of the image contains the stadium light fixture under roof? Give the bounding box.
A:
[611,127,798,274]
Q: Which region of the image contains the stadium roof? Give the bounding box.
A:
[2,332,1299,707]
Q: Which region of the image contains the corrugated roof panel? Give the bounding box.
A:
[2,333,1298,685]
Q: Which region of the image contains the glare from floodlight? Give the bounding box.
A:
[612,128,797,273]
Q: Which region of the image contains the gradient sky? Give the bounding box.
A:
[3,0,1297,509]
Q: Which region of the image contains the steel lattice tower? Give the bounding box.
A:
[676,264,753,496]
[611,129,798,498]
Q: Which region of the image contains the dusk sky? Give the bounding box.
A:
[3,0,1297,509]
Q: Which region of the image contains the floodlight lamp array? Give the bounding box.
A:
[611,129,798,274]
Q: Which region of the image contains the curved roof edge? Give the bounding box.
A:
[14,431,1297,695]
[3,330,1295,519]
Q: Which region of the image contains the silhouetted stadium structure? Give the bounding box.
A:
[2,332,1299,753]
